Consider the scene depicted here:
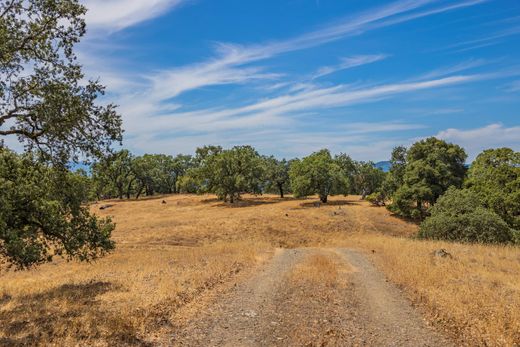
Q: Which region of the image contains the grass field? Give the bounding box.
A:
[1,194,519,346]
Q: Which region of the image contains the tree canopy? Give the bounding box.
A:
[465,148,520,230]
[0,1,121,268]
[289,149,348,203]
[0,149,114,268]
[262,156,291,198]
[189,145,264,203]
[0,0,122,164]
[388,137,467,219]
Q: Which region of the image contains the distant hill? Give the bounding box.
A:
[374,161,392,172]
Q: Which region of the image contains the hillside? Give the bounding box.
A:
[1,194,519,345]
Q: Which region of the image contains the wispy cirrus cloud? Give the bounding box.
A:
[312,55,389,79]
[147,0,486,98]
[83,0,187,31]
[441,24,520,53]
[416,58,488,80]
[122,74,477,136]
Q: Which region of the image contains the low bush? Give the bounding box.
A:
[418,188,516,244]
[366,192,385,206]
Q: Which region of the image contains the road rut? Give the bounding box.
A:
[171,248,452,346]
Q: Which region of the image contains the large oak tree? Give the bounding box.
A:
[0,0,121,267]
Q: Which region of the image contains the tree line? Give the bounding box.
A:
[87,145,385,204]
[86,139,520,245]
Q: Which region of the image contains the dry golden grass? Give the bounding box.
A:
[349,235,520,346]
[289,253,348,288]
[0,193,519,346]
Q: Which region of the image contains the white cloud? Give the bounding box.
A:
[416,58,488,80]
[441,24,520,53]
[121,74,477,142]
[146,0,485,97]
[148,63,281,101]
[436,123,520,160]
[313,54,388,79]
[82,0,186,31]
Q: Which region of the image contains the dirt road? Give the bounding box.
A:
[170,248,452,346]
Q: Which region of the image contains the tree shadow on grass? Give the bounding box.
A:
[201,196,300,208]
[0,281,151,346]
[299,199,361,208]
[388,212,422,226]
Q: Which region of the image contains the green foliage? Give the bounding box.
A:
[91,152,194,199]
[290,149,348,203]
[177,174,199,194]
[0,1,123,268]
[190,145,264,202]
[0,0,122,164]
[92,150,135,199]
[335,154,385,197]
[419,188,515,244]
[262,156,291,198]
[366,192,385,206]
[381,146,407,198]
[353,161,386,198]
[465,148,520,230]
[335,153,357,193]
[389,137,467,219]
[0,149,115,268]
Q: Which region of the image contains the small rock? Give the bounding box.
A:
[432,249,453,258]
[162,200,167,204]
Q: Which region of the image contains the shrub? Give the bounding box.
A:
[418,188,515,244]
[366,192,385,206]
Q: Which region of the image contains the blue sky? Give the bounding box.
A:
[77,0,520,161]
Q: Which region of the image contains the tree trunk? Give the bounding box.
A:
[126,179,134,199]
[278,184,284,198]
[135,186,144,199]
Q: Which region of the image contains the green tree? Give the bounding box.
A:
[263,156,291,198]
[290,149,348,203]
[335,153,357,194]
[0,149,115,268]
[0,0,122,164]
[131,155,157,198]
[381,146,407,198]
[0,1,121,267]
[419,188,516,244]
[465,148,520,230]
[92,150,135,199]
[194,145,223,166]
[192,145,264,203]
[171,154,194,193]
[388,137,467,219]
[353,161,386,199]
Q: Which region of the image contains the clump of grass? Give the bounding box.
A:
[290,253,346,288]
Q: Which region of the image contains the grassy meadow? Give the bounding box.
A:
[0,194,519,346]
